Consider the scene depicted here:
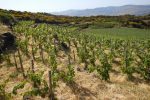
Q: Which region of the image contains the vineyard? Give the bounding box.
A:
[0,21,150,100]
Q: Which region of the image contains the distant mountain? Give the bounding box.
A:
[52,5,150,16]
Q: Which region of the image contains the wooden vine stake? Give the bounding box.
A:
[31,34,35,60]
[31,59,35,73]
[68,54,71,65]
[7,52,11,66]
[73,50,75,62]
[17,48,26,78]
[48,70,54,100]
[13,53,18,71]
[39,44,45,64]
[31,44,35,60]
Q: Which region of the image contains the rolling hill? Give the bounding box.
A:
[52,5,150,16]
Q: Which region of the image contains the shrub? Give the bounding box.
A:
[0,12,16,25]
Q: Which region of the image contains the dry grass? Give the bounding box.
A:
[0,24,11,34]
[1,49,150,100]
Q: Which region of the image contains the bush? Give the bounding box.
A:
[0,12,16,25]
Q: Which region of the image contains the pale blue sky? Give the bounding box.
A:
[0,0,150,12]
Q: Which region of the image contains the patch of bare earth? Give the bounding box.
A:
[0,24,11,34]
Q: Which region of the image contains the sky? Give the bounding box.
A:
[0,0,150,12]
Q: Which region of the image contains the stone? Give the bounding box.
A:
[0,32,16,53]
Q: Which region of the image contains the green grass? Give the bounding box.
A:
[82,27,150,40]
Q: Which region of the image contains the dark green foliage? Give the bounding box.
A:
[0,12,15,25]
[65,64,75,83]
[27,71,44,87]
[137,53,150,80]
[87,65,95,73]
[97,54,112,81]
[23,80,49,98]
[12,81,26,95]
[121,42,135,79]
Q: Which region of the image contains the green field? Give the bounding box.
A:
[82,27,150,40]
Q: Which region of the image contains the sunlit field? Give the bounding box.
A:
[83,27,150,40]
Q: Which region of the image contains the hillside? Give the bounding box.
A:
[0,8,150,100]
[0,8,150,29]
[52,5,150,16]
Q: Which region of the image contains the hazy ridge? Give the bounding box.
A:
[52,5,150,16]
